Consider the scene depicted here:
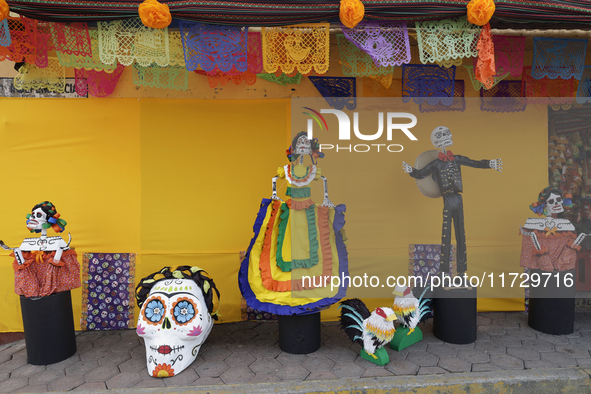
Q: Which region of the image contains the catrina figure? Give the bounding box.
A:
[239,131,349,315]
[135,266,220,378]
[520,187,584,271]
[1,201,80,298]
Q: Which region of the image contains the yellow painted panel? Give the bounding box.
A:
[0,98,141,331]
[139,99,290,254]
[0,97,544,332]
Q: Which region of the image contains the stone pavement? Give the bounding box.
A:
[1,311,591,393]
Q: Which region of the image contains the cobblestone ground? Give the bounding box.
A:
[1,311,591,392]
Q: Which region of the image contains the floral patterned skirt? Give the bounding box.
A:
[13,249,81,298]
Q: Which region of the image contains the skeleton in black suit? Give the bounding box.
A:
[403,126,502,276]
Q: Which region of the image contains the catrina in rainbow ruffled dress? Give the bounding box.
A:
[239,132,349,315]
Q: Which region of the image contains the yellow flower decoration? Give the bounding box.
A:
[0,0,9,21]
[466,0,495,26]
[138,0,172,29]
[340,0,365,29]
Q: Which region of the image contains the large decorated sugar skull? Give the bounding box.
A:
[136,267,220,378]
[431,126,453,150]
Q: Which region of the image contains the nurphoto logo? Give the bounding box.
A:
[302,107,419,153]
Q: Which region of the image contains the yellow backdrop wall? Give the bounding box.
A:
[0,97,546,332]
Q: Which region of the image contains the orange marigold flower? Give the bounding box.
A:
[152,363,175,378]
[339,0,364,29]
[466,0,495,26]
[0,0,9,21]
[138,0,172,29]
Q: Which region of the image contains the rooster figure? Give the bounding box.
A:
[392,284,431,334]
[339,299,397,365]
[390,285,432,351]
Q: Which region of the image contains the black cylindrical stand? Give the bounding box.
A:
[20,291,77,365]
[433,287,477,344]
[528,269,575,335]
[278,312,321,354]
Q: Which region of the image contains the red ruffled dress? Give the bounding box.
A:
[12,249,81,298]
[520,229,578,271]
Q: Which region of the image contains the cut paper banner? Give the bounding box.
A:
[576,66,591,104]
[257,72,302,86]
[464,64,509,91]
[262,24,330,75]
[14,57,65,93]
[309,76,356,110]
[339,21,411,67]
[133,64,188,90]
[494,35,525,78]
[179,21,247,73]
[474,23,495,90]
[98,18,170,67]
[57,30,118,73]
[532,37,587,80]
[415,17,479,65]
[0,19,11,47]
[168,31,186,68]
[402,64,455,105]
[480,81,526,113]
[34,22,52,69]
[336,34,394,77]
[0,16,37,64]
[522,66,577,109]
[81,253,136,330]
[195,69,257,88]
[49,22,91,57]
[198,32,263,87]
[75,63,125,97]
[419,80,465,113]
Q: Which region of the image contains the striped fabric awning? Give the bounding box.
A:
[7,0,591,27]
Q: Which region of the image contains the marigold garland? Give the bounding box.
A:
[0,0,9,21]
[466,0,495,26]
[138,0,172,29]
[339,0,364,29]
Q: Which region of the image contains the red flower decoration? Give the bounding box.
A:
[152,363,175,378]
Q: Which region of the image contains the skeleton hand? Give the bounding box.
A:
[402,161,413,174]
[490,159,503,172]
[0,240,13,251]
[573,233,588,248]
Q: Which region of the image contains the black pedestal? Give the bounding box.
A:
[20,291,77,365]
[278,312,321,354]
[528,269,575,335]
[433,287,477,344]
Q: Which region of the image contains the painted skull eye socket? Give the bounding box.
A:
[36,212,43,218]
[547,198,562,205]
[143,296,166,325]
[172,297,197,326]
